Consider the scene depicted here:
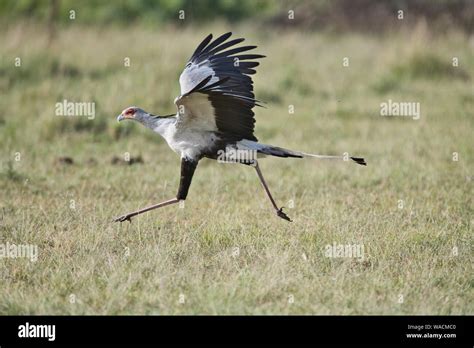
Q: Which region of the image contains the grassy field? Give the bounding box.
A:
[0,22,473,314]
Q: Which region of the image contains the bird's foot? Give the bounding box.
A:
[276,207,292,222]
[113,213,134,223]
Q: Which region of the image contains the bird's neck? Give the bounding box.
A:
[144,115,176,137]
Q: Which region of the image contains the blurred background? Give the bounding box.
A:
[1,0,473,31]
[0,0,472,314]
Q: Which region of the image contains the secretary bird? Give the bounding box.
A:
[114,32,366,223]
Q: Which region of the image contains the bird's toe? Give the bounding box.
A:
[277,208,292,222]
[114,214,132,223]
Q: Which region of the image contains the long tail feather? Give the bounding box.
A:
[301,152,366,165]
[237,140,367,166]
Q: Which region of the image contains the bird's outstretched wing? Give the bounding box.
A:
[175,32,264,141]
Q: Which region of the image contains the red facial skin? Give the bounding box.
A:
[124,108,136,118]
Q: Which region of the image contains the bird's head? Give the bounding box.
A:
[117,106,148,123]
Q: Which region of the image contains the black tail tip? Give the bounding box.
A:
[351,157,367,166]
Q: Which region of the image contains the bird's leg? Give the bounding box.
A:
[113,198,180,222]
[114,158,198,223]
[253,161,292,222]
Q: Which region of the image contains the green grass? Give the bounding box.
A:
[0,22,472,314]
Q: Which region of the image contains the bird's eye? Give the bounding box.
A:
[126,109,134,115]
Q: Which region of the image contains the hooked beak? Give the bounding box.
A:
[117,114,124,122]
